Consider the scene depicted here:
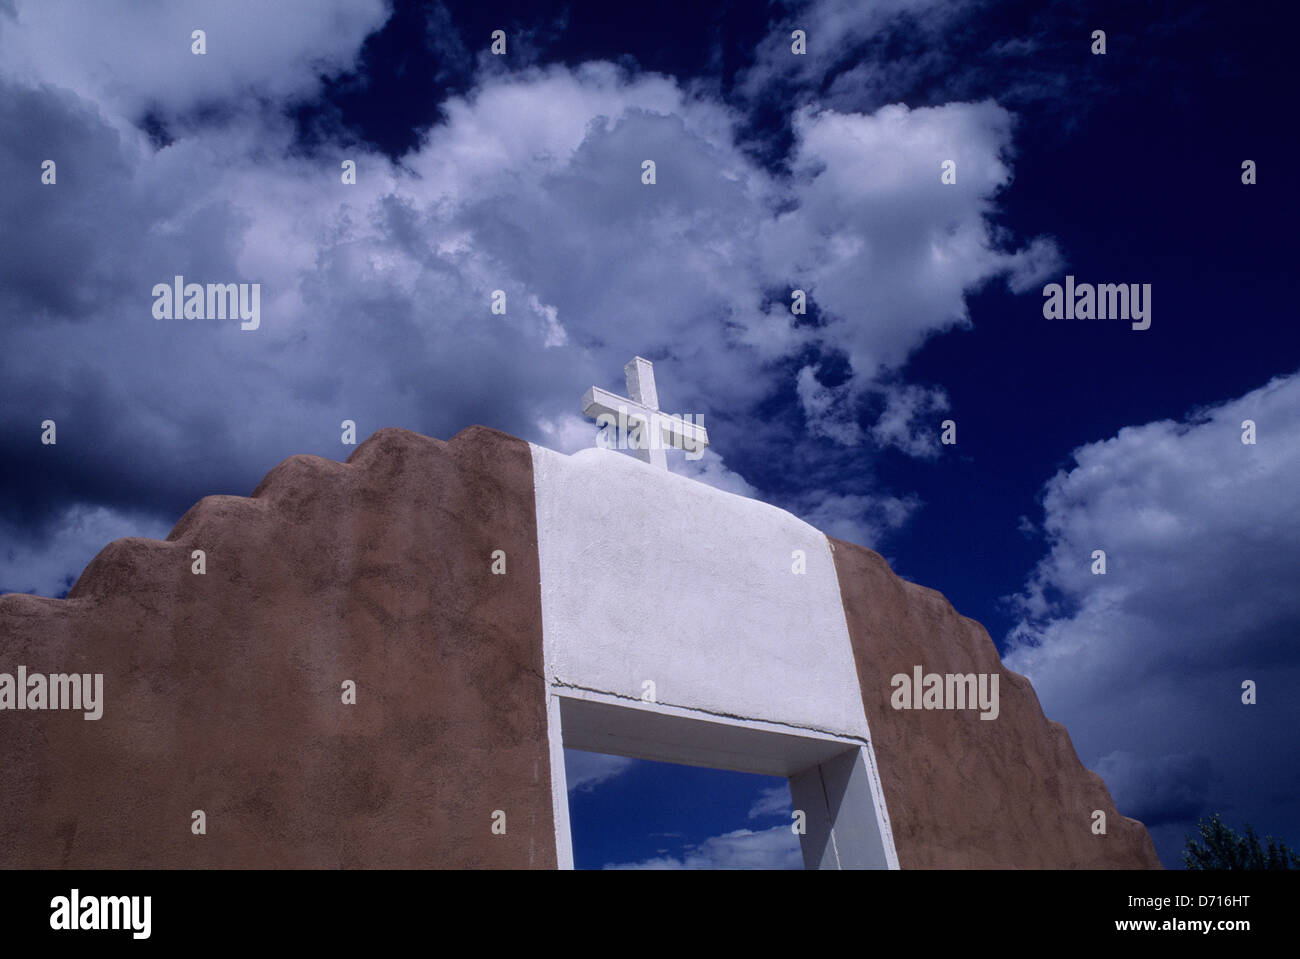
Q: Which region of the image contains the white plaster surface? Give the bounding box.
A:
[545,694,575,870]
[557,688,863,776]
[530,444,870,740]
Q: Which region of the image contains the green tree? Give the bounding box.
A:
[1182,813,1300,869]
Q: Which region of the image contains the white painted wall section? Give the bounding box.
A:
[530,445,869,739]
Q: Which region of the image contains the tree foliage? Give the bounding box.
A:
[1183,813,1299,870]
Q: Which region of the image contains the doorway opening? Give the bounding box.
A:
[548,690,896,869]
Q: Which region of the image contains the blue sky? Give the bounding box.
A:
[565,751,800,870]
[1,0,1296,868]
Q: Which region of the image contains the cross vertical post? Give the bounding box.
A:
[623,357,666,468]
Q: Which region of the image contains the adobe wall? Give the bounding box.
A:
[829,537,1162,868]
[0,425,1160,869]
[0,427,554,868]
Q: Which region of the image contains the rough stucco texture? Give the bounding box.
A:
[828,537,1162,869]
[0,426,555,868]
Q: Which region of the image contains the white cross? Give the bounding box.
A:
[581,357,709,469]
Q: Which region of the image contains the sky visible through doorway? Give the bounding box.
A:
[564,749,801,869]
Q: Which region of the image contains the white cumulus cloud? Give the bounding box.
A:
[603,824,802,870]
[1004,371,1300,863]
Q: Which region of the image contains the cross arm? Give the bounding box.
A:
[581,387,708,452]
[581,386,639,420]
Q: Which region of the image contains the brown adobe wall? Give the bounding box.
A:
[0,426,554,868]
[829,537,1162,869]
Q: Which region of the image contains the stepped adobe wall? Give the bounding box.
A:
[0,426,1159,868]
[0,427,553,868]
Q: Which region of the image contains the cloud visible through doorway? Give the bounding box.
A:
[565,751,801,869]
